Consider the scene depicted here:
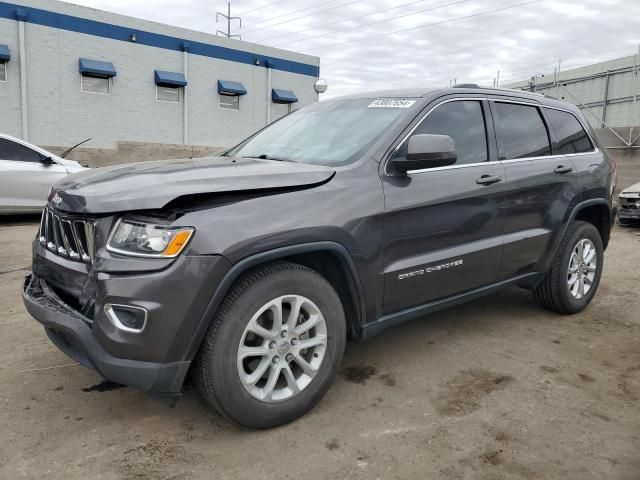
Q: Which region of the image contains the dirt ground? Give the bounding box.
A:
[1,216,639,480]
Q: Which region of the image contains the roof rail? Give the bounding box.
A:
[490,86,546,97]
[451,84,545,97]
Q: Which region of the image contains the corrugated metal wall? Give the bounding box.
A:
[508,54,640,129]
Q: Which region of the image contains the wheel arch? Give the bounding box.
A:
[573,201,612,249]
[541,198,612,274]
[185,242,366,361]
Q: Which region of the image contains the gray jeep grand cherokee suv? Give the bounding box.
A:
[23,86,615,429]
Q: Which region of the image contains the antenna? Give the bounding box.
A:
[216,2,242,40]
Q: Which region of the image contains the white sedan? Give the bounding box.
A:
[0,134,87,214]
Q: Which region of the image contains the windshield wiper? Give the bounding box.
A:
[244,154,296,163]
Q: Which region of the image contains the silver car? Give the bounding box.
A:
[0,134,87,214]
[618,181,640,225]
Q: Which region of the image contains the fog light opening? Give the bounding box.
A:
[104,304,148,333]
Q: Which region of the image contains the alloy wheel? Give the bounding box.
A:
[237,295,328,403]
[567,238,597,300]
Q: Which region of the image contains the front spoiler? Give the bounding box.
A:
[22,274,190,404]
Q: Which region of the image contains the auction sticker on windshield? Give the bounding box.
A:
[368,99,416,108]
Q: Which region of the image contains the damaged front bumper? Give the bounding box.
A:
[23,273,190,404]
[618,208,640,222]
[22,228,231,405]
[618,195,640,222]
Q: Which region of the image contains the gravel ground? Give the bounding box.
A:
[0,216,639,480]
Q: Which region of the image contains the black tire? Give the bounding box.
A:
[533,221,604,314]
[193,261,346,429]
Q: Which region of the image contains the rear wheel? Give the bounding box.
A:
[194,261,346,429]
[534,221,604,314]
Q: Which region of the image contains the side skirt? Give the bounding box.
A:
[358,272,544,341]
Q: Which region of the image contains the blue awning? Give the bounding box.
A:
[0,45,10,62]
[155,70,187,87]
[218,80,247,96]
[79,58,116,77]
[272,89,298,104]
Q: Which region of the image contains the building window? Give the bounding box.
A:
[81,75,110,95]
[154,70,187,103]
[217,80,246,110]
[0,61,6,82]
[78,58,116,94]
[157,85,180,103]
[220,94,239,110]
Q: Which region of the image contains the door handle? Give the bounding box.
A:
[554,165,574,174]
[476,175,503,186]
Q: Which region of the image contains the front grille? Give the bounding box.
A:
[620,198,639,209]
[39,206,96,263]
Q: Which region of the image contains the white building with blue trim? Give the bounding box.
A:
[0,0,321,149]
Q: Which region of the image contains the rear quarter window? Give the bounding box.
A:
[544,108,594,154]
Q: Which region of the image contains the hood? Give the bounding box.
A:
[50,156,335,214]
[620,181,640,197]
[56,157,88,173]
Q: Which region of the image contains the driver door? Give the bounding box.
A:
[0,138,67,212]
[381,98,507,314]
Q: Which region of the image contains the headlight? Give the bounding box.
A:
[106,219,195,258]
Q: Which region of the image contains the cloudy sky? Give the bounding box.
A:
[69,0,639,97]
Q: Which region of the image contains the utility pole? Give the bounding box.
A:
[216,2,242,39]
[555,59,562,99]
[627,44,640,145]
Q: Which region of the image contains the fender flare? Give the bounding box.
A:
[184,241,366,361]
[541,198,612,273]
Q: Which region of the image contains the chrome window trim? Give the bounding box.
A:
[385,96,599,177]
[406,160,501,175]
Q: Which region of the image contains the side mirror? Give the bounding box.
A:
[392,134,457,174]
[40,156,55,166]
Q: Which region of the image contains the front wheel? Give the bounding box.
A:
[534,221,604,314]
[193,261,346,429]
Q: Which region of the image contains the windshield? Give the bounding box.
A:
[225,98,417,166]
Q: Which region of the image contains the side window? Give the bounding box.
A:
[0,138,44,163]
[544,108,594,154]
[394,100,488,165]
[493,102,551,160]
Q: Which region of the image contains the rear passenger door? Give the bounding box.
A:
[489,99,582,280]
